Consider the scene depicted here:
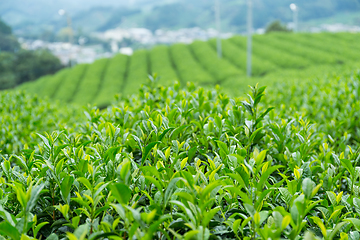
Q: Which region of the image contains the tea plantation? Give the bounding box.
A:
[1,63,360,239]
[17,32,360,107]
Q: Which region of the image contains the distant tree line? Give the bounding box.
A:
[0,19,63,90]
[265,20,292,34]
[94,0,360,32]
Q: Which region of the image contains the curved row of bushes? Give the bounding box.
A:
[1,70,360,239]
[16,32,360,106]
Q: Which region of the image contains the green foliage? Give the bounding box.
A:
[14,50,63,84]
[54,64,89,103]
[93,54,129,107]
[265,20,291,34]
[0,49,63,90]
[208,38,277,77]
[326,32,360,43]
[17,75,53,95]
[0,19,62,89]
[170,43,215,84]
[72,58,109,105]
[122,49,149,95]
[254,34,345,65]
[0,90,82,155]
[15,32,360,107]
[0,19,18,52]
[189,40,243,81]
[37,68,71,98]
[0,34,20,52]
[149,45,179,85]
[266,70,360,149]
[0,52,17,89]
[2,70,360,239]
[0,71,17,89]
[222,61,360,99]
[0,18,12,35]
[230,36,311,69]
[274,33,360,61]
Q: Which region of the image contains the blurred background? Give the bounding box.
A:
[2,0,360,62]
[1,0,360,90]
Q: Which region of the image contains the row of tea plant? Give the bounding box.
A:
[1,72,360,239]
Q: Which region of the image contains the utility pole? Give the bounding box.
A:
[59,9,74,67]
[59,9,73,44]
[247,0,252,77]
[290,3,298,32]
[66,14,74,45]
[215,0,222,58]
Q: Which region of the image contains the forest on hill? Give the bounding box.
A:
[0,19,63,89]
[1,0,360,34]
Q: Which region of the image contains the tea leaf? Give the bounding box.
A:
[110,183,132,204]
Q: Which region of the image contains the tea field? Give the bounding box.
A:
[16,32,360,107]
[1,64,360,239]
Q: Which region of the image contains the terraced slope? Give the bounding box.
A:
[93,54,128,106]
[17,32,360,106]
[149,45,179,86]
[4,69,360,239]
[122,50,149,95]
[208,38,276,76]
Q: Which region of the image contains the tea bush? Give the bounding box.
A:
[122,50,149,95]
[40,69,72,99]
[55,64,89,103]
[93,54,129,107]
[2,71,360,239]
[253,34,345,65]
[0,91,82,155]
[266,70,360,150]
[273,33,360,61]
[189,41,243,81]
[208,38,276,77]
[230,36,311,69]
[149,45,179,85]
[72,58,109,105]
[17,75,52,94]
[326,32,360,47]
[15,33,360,106]
[169,43,215,84]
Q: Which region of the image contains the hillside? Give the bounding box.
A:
[1,66,360,238]
[2,0,360,35]
[17,32,360,107]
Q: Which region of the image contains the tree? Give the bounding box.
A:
[0,18,20,52]
[0,49,63,88]
[0,52,17,89]
[0,34,20,52]
[0,19,63,89]
[14,50,63,84]
[265,20,291,34]
[0,72,17,89]
[0,19,12,35]
[0,50,63,88]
